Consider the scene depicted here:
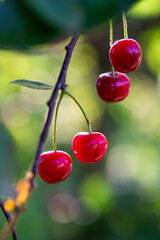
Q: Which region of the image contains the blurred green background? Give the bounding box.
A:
[0,0,160,239]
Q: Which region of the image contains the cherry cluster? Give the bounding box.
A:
[38,13,142,185]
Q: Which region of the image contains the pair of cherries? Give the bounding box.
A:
[96,38,142,102]
[38,132,108,184]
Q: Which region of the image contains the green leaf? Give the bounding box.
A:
[0,0,138,49]
[10,79,54,90]
[0,0,58,49]
[22,0,138,32]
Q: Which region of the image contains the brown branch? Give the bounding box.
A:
[0,198,19,240]
[30,35,79,179]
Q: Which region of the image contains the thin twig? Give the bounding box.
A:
[30,35,79,178]
[0,198,19,240]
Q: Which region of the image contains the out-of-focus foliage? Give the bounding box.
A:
[141,27,160,75]
[128,0,160,18]
[0,0,160,239]
[0,123,18,196]
[0,0,138,49]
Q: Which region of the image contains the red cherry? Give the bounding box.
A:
[109,39,142,73]
[96,72,130,103]
[72,132,108,163]
[38,150,72,184]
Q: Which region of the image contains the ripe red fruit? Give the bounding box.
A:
[96,72,130,103]
[38,150,72,184]
[109,38,142,73]
[72,132,108,163]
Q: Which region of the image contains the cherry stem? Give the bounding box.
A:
[53,90,64,151]
[122,11,128,39]
[64,89,92,133]
[110,19,113,47]
[0,198,19,240]
[109,19,115,77]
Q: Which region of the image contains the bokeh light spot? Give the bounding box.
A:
[47,193,80,224]
[1,94,30,127]
[73,196,101,226]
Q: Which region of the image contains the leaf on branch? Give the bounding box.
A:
[10,79,54,90]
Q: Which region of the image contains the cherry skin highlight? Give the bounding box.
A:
[72,132,108,163]
[109,38,142,73]
[96,72,131,103]
[38,150,72,184]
